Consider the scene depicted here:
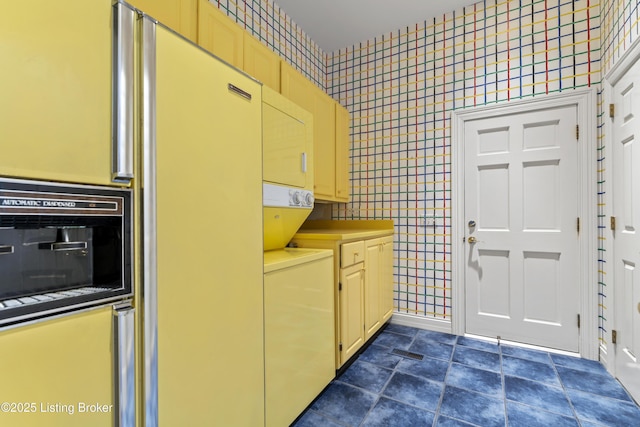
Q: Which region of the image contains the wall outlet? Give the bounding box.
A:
[420,216,436,227]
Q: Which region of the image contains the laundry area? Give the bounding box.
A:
[1,0,639,426]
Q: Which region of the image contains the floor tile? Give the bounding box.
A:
[556,365,633,402]
[396,355,450,382]
[504,375,574,417]
[452,345,501,372]
[505,401,579,427]
[567,388,640,426]
[502,355,560,386]
[457,336,500,354]
[435,415,480,426]
[409,339,454,361]
[373,331,414,350]
[295,325,640,427]
[439,386,506,427]
[579,421,610,427]
[381,371,443,411]
[384,323,420,338]
[361,397,435,427]
[550,354,609,375]
[416,329,458,345]
[357,344,402,369]
[338,360,393,394]
[500,345,552,365]
[292,410,345,427]
[309,382,377,426]
[446,362,503,397]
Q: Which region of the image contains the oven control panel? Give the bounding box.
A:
[263,183,314,208]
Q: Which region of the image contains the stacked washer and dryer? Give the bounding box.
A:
[261,87,335,426]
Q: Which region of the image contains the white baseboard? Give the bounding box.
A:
[390,313,452,334]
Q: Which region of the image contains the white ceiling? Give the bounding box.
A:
[273,0,480,53]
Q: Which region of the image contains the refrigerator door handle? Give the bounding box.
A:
[113,304,135,427]
[112,2,135,183]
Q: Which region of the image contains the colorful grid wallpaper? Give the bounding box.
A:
[327,0,601,321]
[214,0,640,350]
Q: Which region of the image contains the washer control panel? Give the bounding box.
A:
[263,183,314,208]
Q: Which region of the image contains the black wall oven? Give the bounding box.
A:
[0,178,132,326]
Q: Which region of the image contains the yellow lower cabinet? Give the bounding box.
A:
[365,240,383,339]
[265,254,335,427]
[291,222,394,368]
[0,307,115,427]
[339,262,365,365]
[380,236,395,322]
[365,236,394,339]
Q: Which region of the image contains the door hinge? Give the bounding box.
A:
[339,342,343,351]
[577,217,580,234]
[609,103,615,118]
[611,216,616,231]
[577,314,581,329]
[576,124,579,140]
[339,282,342,291]
[612,330,617,344]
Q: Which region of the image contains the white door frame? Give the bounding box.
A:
[603,37,640,372]
[451,89,599,360]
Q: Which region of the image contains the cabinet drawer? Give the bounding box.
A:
[341,241,364,267]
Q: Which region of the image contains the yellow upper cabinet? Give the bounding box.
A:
[197,0,243,68]
[335,103,351,202]
[243,32,280,91]
[0,0,114,185]
[280,62,338,201]
[129,0,198,42]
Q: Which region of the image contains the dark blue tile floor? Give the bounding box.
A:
[292,324,640,427]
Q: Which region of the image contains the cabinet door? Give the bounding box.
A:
[340,263,365,364]
[281,62,336,199]
[154,25,263,426]
[364,241,382,339]
[197,0,243,68]
[243,33,280,91]
[335,103,350,202]
[129,0,197,41]
[380,236,394,322]
[314,95,337,199]
[1,1,113,185]
[0,307,114,427]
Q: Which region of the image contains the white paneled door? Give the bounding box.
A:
[611,58,640,402]
[464,105,580,352]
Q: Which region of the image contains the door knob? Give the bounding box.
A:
[468,236,477,243]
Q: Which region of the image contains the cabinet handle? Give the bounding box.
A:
[301,152,307,173]
[228,84,252,101]
[0,245,14,255]
[112,3,135,183]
